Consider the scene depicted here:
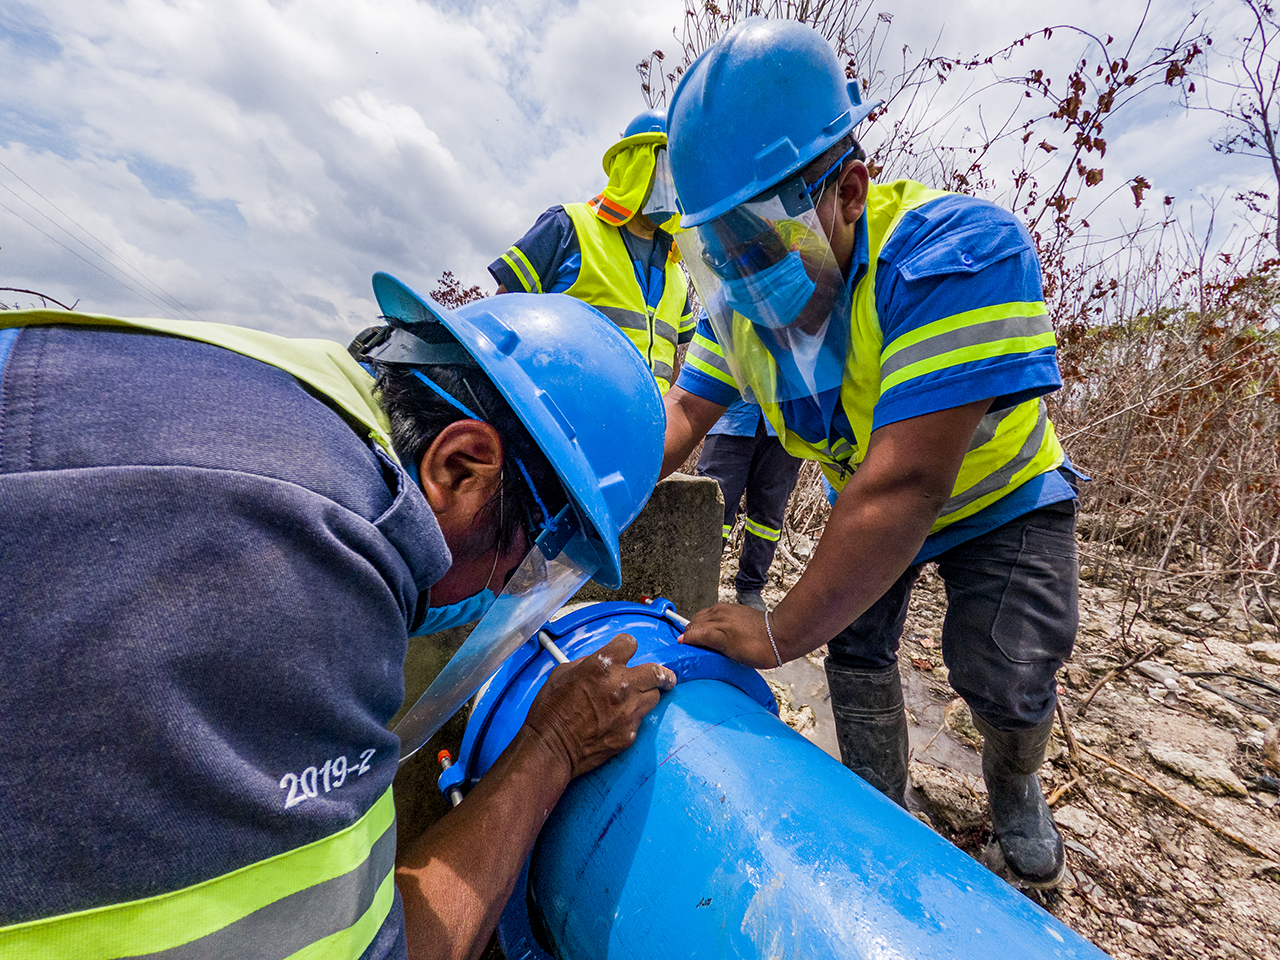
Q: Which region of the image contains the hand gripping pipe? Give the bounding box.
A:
[439,599,1111,960]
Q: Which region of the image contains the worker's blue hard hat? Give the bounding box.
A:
[667,17,880,227]
[623,107,667,138]
[600,108,668,176]
[370,273,663,589]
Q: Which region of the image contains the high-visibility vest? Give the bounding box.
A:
[0,310,397,460]
[732,180,1065,535]
[0,310,400,960]
[562,202,689,393]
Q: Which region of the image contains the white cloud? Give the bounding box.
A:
[0,0,1268,337]
[1,0,685,336]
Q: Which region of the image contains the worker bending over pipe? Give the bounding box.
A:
[662,18,1081,889]
[0,278,673,960]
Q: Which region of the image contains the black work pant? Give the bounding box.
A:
[695,428,803,593]
[825,498,1079,732]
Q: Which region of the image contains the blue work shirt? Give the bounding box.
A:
[707,395,778,438]
[0,324,448,957]
[676,191,1078,563]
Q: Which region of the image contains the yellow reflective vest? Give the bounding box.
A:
[728,180,1065,535]
[562,202,691,393]
[0,310,400,960]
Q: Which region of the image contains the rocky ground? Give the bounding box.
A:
[736,541,1280,960]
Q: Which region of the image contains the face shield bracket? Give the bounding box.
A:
[361,325,481,369]
[534,503,577,561]
[768,173,819,219]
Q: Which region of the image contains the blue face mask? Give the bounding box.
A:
[722,251,816,329]
[412,588,498,637]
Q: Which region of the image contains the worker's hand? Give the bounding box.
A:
[524,634,676,781]
[679,602,781,669]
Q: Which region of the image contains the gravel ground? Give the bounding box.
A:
[744,547,1280,960]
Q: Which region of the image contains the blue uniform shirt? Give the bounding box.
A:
[676,193,1077,563]
[0,326,448,957]
[707,395,778,437]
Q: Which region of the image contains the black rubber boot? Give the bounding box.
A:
[824,661,909,807]
[972,713,1066,888]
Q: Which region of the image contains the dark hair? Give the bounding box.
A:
[801,134,866,190]
[373,360,567,555]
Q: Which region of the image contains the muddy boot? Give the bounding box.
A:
[972,713,1065,888]
[824,661,909,807]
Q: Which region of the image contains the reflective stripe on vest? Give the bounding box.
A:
[0,787,397,960]
[0,310,397,461]
[562,202,688,393]
[750,180,1064,534]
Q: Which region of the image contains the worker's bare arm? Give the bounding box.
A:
[660,386,727,480]
[395,634,675,960]
[494,284,509,295]
[680,398,992,668]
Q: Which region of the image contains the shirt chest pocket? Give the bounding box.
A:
[895,221,1028,281]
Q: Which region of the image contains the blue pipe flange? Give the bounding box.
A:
[439,599,777,960]
[440,598,777,795]
[440,598,1111,960]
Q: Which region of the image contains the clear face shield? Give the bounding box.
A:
[642,146,680,226]
[680,172,850,404]
[393,505,599,765]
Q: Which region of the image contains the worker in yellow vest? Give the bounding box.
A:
[662,20,1081,890]
[489,109,695,393]
[0,279,674,960]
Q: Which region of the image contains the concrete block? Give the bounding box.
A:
[573,472,723,616]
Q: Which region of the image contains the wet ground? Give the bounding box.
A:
[762,646,984,781]
[741,553,1280,960]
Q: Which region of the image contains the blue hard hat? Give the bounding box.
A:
[602,108,668,175]
[370,274,664,589]
[667,18,880,226]
[623,107,667,138]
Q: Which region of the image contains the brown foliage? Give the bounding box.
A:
[428,271,487,309]
[1054,258,1280,587]
[644,3,1277,606]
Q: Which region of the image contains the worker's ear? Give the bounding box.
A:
[836,160,870,227]
[418,420,504,525]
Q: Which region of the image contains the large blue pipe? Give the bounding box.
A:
[441,600,1110,960]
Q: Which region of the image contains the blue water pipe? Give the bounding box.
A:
[441,599,1111,960]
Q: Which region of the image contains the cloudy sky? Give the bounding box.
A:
[0,0,1265,339]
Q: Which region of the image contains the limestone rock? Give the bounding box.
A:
[1064,664,1093,690]
[1054,804,1102,838]
[943,697,984,750]
[766,678,817,739]
[910,763,987,832]
[1180,685,1243,726]
[789,532,814,561]
[1246,641,1280,665]
[1185,601,1222,622]
[1146,743,1248,797]
[1136,661,1180,686]
[1264,723,1280,776]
